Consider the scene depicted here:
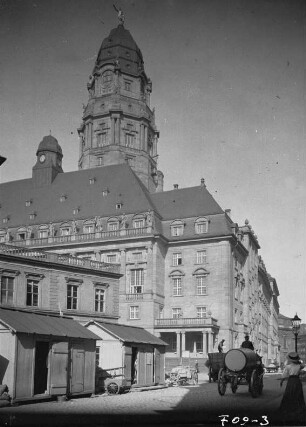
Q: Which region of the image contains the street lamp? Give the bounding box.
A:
[291,313,301,353]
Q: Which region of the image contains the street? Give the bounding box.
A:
[0,373,304,427]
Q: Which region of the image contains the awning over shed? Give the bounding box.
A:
[86,320,167,346]
[0,307,99,340]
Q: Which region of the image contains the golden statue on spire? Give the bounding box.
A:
[113,4,125,25]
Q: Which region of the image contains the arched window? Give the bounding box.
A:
[83,219,95,234]
[107,217,119,232]
[60,222,71,236]
[195,217,208,234]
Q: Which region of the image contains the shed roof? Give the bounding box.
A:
[0,308,100,340]
[87,321,167,346]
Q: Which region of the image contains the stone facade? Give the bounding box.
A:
[0,20,280,364]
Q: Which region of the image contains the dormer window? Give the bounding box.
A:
[102,189,109,197]
[3,217,9,224]
[73,207,80,215]
[116,203,123,210]
[195,217,208,234]
[60,195,67,203]
[170,220,184,237]
[89,178,96,185]
[29,213,36,220]
[60,224,71,236]
[25,200,32,207]
[107,219,119,232]
[133,218,145,229]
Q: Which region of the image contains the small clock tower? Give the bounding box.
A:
[32,135,63,186]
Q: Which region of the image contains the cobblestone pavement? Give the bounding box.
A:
[0,374,304,427]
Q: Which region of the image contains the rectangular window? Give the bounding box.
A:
[39,230,48,239]
[106,254,117,263]
[97,157,104,167]
[95,347,100,366]
[172,308,182,319]
[108,222,119,231]
[61,227,71,236]
[95,289,105,312]
[130,306,139,319]
[172,253,182,266]
[67,284,78,310]
[197,306,207,318]
[84,225,94,234]
[133,219,145,229]
[196,336,203,352]
[0,235,5,243]
[26,279,39,307]
[196,250,206,264]
[125,133,135,148]
[195,221,208,234]
[1,276,14,305]
[196,276,207,295]
[173,277,182,296]
[130,269,144,293]
[124,81,131,91]
[97,132,107,147]
[171,226,183,237]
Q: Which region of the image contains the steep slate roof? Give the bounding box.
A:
[151,186,224,220]
[0,307,100,339]
[88,321,167,346]
[0,164,157,228]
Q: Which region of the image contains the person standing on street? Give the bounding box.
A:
[218,339,225,353]
[280,352,306,425]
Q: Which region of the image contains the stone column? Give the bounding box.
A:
[203,332,208,355]
[176,331,181,357]
[208,331,213,353]
[111,116,115,144]
[181,331,186,354]
[120,249,126,292]
[144,125,148,151]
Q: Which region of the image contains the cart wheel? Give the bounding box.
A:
[231,377,238,394]
[218,368,227,396]
[179,378,187,386]
[250,370,260,398]
[107,382,120,395]
[258,374,264,395]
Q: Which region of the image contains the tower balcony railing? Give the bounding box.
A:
[154,317,218,329]
[0,243,120,274]
[8,226,153,248]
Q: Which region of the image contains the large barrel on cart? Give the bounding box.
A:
[218,348,264,398]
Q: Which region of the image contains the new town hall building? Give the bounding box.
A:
[0,18,280,365]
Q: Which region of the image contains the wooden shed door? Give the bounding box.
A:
[124,346,132,383]
[49,342,68,395]
[70,346,85,394]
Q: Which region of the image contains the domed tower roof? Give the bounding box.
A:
[94,25,144,76]
[36,135,63,156]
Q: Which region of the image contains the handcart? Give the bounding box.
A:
[168,366,198,386]
[217,348,264,398]
[207,352,225,383]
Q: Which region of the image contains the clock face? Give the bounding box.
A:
[39,154,46,163]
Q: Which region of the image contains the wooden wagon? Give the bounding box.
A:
[218,348,264,398]
[207,352,225,383]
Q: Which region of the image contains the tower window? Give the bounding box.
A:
[125,133,135,148]
[124,80,131,91]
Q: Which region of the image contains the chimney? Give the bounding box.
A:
[225,209,231,218]
[173,184,179,190]
[200,178,206,187]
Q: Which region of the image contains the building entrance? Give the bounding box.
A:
[34,341,49,395]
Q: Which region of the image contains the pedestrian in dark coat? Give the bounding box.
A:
[218,339,225,353]
[280,352,306,426]
[241,335,254,350]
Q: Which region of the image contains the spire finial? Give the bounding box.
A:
[113,4,125,25]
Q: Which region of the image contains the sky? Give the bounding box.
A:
[0,0,305,322]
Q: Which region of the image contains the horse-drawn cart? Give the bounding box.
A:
[207,352,225,382]
[218,348,264,398]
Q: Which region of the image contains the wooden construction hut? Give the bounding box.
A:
[85,321,167,393]
[0,307,100,403]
